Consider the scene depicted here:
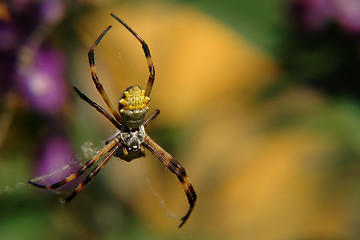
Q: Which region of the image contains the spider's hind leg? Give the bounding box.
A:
[144,135,197,227]
[63,144,120,202]
[29,137,121,199]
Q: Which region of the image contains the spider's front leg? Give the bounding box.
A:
[144,135,197,227]
[110,13,155,97]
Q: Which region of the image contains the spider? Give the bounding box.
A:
[29,13,196,228]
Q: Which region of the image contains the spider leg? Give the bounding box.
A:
[88,25,123,123]
[143,109,160,127]
[73,87,122,129]
[64,144,120,202]
[29,136,120,189]
[144,135,197,228]
[110,13,155,97]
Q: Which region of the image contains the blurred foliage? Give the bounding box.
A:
[275,24,360,101]
[176,0,287,54]
[1,0,360,239]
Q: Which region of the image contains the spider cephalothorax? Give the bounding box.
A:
[29,13,196,228]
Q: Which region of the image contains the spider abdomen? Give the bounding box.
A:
[120,107,148,129]
[119,85,150,110]
[119,85,150,129]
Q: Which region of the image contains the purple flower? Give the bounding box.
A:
[0,1,68,102]
[17,47,68,113]
[0,20,19,95]
[34,135,77,186]
[289,0,360,35]
[0,21,18,52]
[333,0,360,34]
[7,0,65,23]
[290,0,335,31]
[40,0,66,24]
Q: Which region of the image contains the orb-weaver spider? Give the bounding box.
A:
[29,13,196,228]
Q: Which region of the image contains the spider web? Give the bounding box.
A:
[0,163,75,197]
[0,141,99,196]
[137,160,180,221]
[1,139,179,222]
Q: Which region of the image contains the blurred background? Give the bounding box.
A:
[1,0,360,239]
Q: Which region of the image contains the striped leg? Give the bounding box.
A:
[144,135,197,228]
[29,137,120,190]
[64,144,120,202]
[110,13,155,97]
[88,25,123,123]
[73,87,122,129]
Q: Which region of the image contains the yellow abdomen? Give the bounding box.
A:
[119,85,150,110]
[119,85,150,129]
